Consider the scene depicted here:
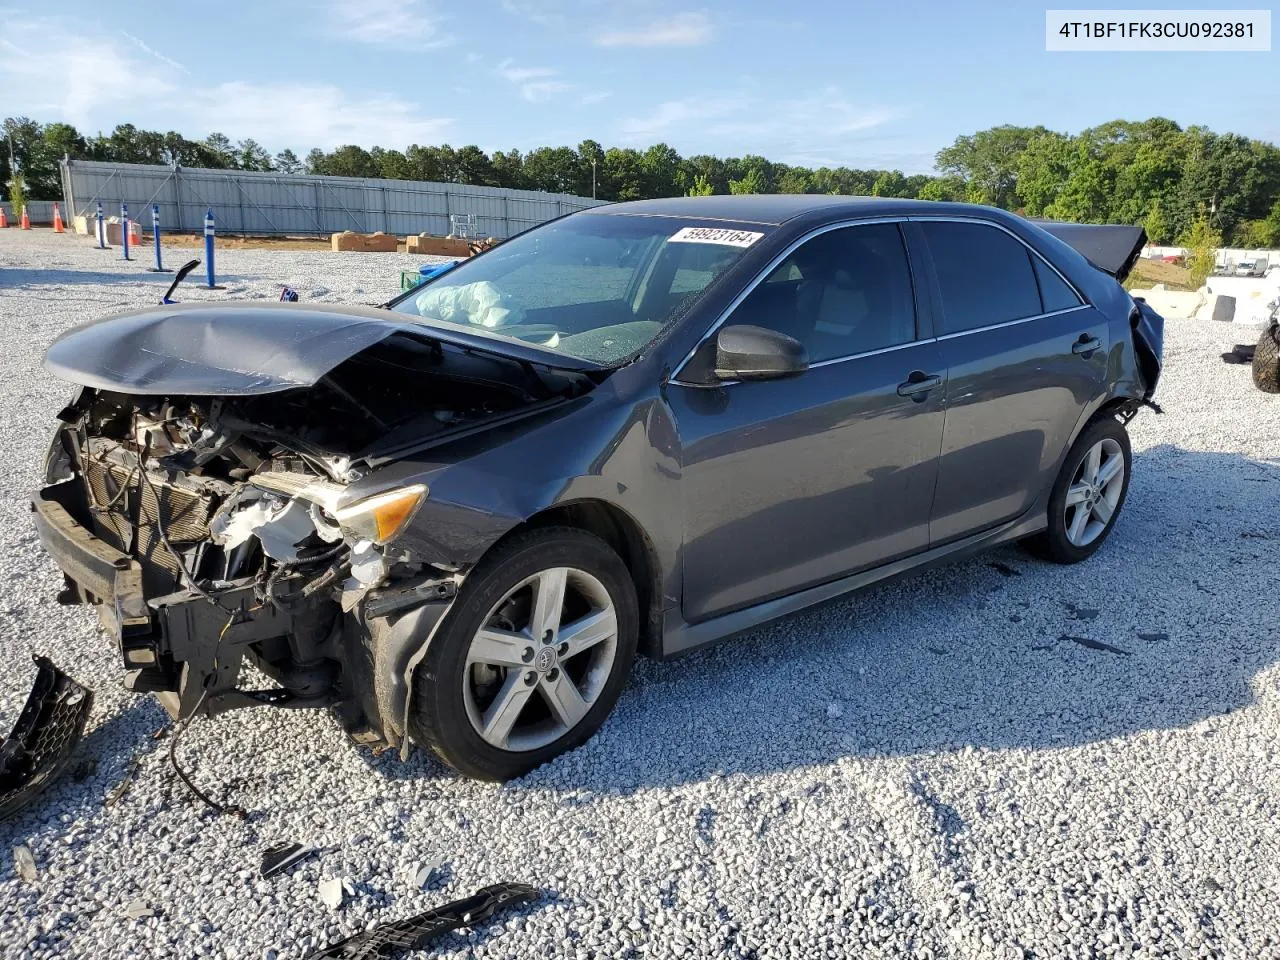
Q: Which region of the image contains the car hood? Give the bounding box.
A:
[44,302,598,396]
[1034,221,1147,282]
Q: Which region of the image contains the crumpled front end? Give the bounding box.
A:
[31,388,464,748]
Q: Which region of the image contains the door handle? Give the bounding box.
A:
[897,372,942,398]
[1072,335,1102,356]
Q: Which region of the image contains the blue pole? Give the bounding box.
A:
[148,204,172,273]
[203,209,219,288]
[96,201,105,249]
[121,203,131,260]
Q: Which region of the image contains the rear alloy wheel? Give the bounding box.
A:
[411,528,638,781]
[1024,416,1132,564]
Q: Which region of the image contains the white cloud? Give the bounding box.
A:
[194,82,453,149]
[619,88,902,165]
[498,60,557,83]
[581,90,613,106]
[0,17,452,151]
[497,59,574,102]
[619,97,743,139]
[120,31,187,73]
[0,25,177,128]
[325,0,453,48]
[595,12,712,47]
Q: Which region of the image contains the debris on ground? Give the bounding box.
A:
[988,561,1022,577]
[318,877,352,911]
[1064,635,1132,656]
[13,844,37,883]
[104,759,141,808]
[124,899,154,920]
[0,656,94,821]
[1064,603,1101,621]
[412,854,447,890]
[303,882,538,960]
[260,842,317,879]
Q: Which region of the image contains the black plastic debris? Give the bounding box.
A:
[1222,344,1256,364]
[303,882,538,960]
[1063,635,1131,656]
[0,656,93,821]
[261,841,317,879]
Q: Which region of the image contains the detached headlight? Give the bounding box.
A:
[331,484,427,545]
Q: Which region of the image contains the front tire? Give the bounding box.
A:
[410,527,638,781]
[1024,416,1132,564]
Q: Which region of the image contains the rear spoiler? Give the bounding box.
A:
[1032,221,1147,283]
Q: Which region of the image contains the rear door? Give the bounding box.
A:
[915,219,1107,545]
[669,222,947,622]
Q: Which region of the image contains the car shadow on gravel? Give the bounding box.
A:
[512,446,1280,794]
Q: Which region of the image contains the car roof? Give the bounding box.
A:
[583,194,983,226]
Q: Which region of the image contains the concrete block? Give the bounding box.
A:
[330,231,399,252]
[1130,284,1204,320]
[102,218,142,246]
[405,234,473,257]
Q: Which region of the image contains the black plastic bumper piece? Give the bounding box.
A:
[0,656,94,821]
[30,485,151,648]
[303,882,538,960]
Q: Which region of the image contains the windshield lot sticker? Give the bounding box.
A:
[668,227,764,247]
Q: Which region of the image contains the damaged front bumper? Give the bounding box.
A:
[0,656,93,821]
[31,480,457,751]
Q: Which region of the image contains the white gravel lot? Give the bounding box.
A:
[2,228,1279,960]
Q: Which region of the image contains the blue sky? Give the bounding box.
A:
[1,1,1275,173]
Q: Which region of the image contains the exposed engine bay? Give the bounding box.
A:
[36,330,594,745]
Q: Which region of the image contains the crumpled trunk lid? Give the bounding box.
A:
[1036,221,1148,283]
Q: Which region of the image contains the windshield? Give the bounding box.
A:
[388,214,767,364]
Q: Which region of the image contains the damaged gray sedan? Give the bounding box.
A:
[32,196,1163,780]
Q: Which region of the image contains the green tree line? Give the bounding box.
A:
[5,115,1279,245]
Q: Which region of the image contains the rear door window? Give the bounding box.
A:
[919,221,1043,334]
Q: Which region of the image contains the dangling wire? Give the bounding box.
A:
[166,613,250,819]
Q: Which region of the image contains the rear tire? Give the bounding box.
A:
[1252,323,1280,394]
[1023,416,1131,564]
[410,527,638,781]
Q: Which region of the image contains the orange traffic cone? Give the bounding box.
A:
[52,203,65,233]
[0,207,7,228]
[20,207,31,230]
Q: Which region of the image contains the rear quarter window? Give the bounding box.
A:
[1032,256,1084,313]
[920,221,1044,334]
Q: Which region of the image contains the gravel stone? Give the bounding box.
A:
[1,230,1279,959]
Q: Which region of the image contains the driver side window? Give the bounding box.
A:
[730,223,918,363]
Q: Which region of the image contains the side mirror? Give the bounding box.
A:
[713,324,808,381]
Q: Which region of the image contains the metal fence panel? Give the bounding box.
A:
[60,160,608,239]
[0,200,59,223]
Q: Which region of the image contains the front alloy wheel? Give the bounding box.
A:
[463,567,618,752]
[412,527,638,781]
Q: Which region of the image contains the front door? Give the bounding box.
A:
[668,222,947,623]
